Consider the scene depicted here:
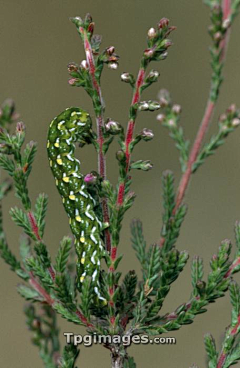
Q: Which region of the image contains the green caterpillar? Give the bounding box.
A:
[47,107,104,300]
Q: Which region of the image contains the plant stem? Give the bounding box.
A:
[29,272,94,327]
[117,67,146,206]
[111,346,128,368]
[81,27,111,253]
[174,100,215,212]
[217,314,240,368]
[160,0,232,247]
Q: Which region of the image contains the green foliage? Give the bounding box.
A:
[130,219,148,278]
[193,106,240,173]
[0,237,28,279]
[18,284,42,301]
[34,193,48,237]
[25,304,61,368]
[123,356,136,368]
[10,206,34,238]
[1,2,240,368]
[60,344,80,368]
[55,237,72,273]
[157,93,189,172]
[204,334,218,368]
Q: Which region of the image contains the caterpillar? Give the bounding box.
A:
[47,107,104,300]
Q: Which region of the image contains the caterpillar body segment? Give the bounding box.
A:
[47,107,104,298]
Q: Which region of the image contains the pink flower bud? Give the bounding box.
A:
[105,120,122,134]
[68,78,77,85]
[214,32,222,42]
[163,39,173,49]
[140,128,154,141]
[84,172,97,185]
[172,104,182,114]
[106,46,115,55]
[158,18,169,29]
[144,48,154,58]
[156,114,165,123]
[227,104,236,115]
[168,119,176,127]
[219,113,227,122]
[16,121,25,133]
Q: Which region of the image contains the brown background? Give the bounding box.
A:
[0,0,240,367]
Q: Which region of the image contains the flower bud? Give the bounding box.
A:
[148,27,157,38]
[84,172,98,185]
[144,48,154,58]
[87,22,94,35]
[105,119,122,135]
[101,180,112,192]
[168,119,176,127]
[67,62,78,73]
[158,18,169,29]
[16,121,25,134]
[116,150,126,163]
[219,113,227,122]
[131,160,153,171]
[220,124,228,132]
[70,16,83,27]
[141,128,154,141]
[156,113,165,123]
[106,46,115,55]
[121,73,134,85]
[159,51,168,60]
[121,73,130,82]
[146,70,159,83]
[232,118,240,127]
[68,78,78,86]
[162,39,173,49]
[80,60,88,70]
[227,104,236,115]
[138,102,149,111]
[196,280,206,293]
[32,319,41,329]
[140,160,153,171]
[214,31,222,42]
[148,100,161,111]
[172,104,182,115]
[84,13,93,24]
[108,62,118,70]
[158,89,171,107]
[222,18,231,29]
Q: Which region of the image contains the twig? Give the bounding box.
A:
[79,26,111,253]
[160,0,232,247]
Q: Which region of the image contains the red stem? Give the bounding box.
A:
[117,67,146,206]
[29,272,93,327]
[29,272,54,305]
[81,28,111,253]
[174,100,215,212]
[28,211,56,281]
[160,0,232,247]
[28,211,41,241]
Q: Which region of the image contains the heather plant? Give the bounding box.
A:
[1,1,240,368]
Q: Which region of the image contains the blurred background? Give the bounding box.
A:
[0,0,240,367]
